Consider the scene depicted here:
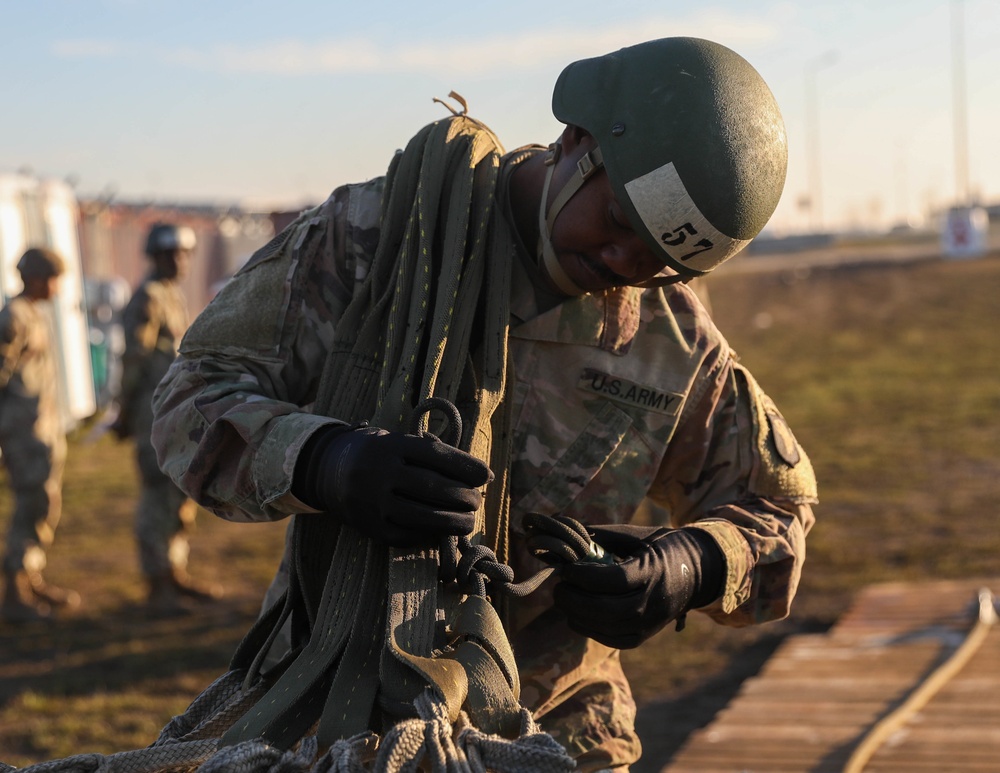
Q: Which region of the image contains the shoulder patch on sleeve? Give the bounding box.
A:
[235,225,295,275]
[736,364,818,503]
[180,213,324,358]
[767,410,801,466]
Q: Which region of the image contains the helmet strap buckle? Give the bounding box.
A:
[576,149,602,181]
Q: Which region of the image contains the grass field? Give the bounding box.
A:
[1,253,998,769]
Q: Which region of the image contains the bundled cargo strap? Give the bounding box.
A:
[6,104,576,773]
[217,101,538,753]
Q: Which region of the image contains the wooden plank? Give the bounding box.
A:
[667,746,850,771]
[855,726,1000,744]
[669,745,846,764]
[667,758,842,771]
[677,724,872,743]
[658,578,1000,772]
[715,702,892,724]
[737,677,930,696]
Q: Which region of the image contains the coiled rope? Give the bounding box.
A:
[211,109,571,767]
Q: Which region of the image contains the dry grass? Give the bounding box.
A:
[0,437,287,765]
[1,253,998,769]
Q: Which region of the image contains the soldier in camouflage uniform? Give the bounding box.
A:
[152,39,817,771]
[1,248,81,622]
[115,224,221,613]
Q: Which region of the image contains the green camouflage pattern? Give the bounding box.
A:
[119,279,190,439]
[513,605,641,770]
[0,295,67,574]
[120,277,198,576]
[154,182,384,522]
[152,165,816,769]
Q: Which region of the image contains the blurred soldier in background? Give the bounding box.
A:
[1,247,81,622]
[115,223,221,613]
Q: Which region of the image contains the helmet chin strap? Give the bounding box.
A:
[634,272,693,288]
[536,142,604,297]
[536,142,695,295]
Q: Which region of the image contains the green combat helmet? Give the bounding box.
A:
[145,223,197,256]
[16,247,66,279]
[539,37,787,295]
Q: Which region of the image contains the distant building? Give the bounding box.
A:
[77,201,284,317]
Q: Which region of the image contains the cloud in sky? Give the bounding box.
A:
[51,11,781,78]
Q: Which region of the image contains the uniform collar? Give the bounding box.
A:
[510,284,642,355]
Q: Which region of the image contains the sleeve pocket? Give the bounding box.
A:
[180,216,317,358]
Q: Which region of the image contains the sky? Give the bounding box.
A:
[2,0,998,235]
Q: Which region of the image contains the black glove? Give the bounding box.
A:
[292,424,493,547]
[552,523,725,649]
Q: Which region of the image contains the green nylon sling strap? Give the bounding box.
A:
[222,109,529,752]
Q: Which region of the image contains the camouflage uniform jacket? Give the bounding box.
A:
[118,277,189,439]
[0,294,62,445]
[153,175,817,765]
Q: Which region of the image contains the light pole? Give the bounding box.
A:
[951,0,970,206]
[804,50,837,233]
[941,0,988,258]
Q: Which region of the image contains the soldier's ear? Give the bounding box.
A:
[559,124,594,155]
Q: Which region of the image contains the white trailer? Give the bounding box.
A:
[0,173,96,429]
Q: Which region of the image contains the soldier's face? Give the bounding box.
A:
[23,275,60,301]
[547,132,667,293]
[156,249,193,281]
[173,248,193,280]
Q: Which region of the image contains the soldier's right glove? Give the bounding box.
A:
[550,523,725,649]
[292,424,492,548]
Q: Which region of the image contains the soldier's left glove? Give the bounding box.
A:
[552,524,725,649]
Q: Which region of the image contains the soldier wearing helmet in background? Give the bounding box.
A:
[151,39,816,770]
[114,223,222,613]
[1,247,81,622]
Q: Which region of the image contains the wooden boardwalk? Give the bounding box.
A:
[661,578,1000,772]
